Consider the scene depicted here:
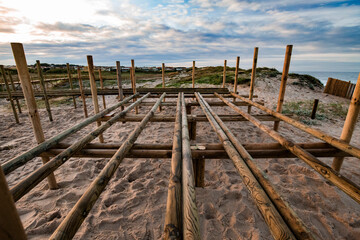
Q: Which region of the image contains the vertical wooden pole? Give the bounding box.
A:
[98,69,106,109]
[233,56,240,94]
[222,60,227,88]
[311,99,319,119]
[0,167,27,240]
[66,63,77,109]
[116,61,124,101]
[11,42,58,189]
[87,55,104,143]
[195,158,205,188]
[77,67,88,118]
[8,71,22,113]
[192,61,195,88]
[162,63,165,88]
[1,65,19,123]
[274,45,293,131]
[332,74,360,171]
[131,59,138,114]
[36,60,53,121]
[248,47,259,113]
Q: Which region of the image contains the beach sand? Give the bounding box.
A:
[0,75,359,239]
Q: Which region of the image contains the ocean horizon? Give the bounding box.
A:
[293,71,359,85]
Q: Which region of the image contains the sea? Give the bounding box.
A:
[294,71,359,86]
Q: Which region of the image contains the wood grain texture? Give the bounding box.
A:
[231,92,360,160]
[11,43,58,189]
[218,92,360,204]
[66,63,77,109]
[164,93,182,239]
[77,67,88,118]
[10,94,150,202]
[196,93,296,240]
[36,60,53,121]
[181,93,200,239]
[87,56,104,143]
[274,45,292,131]
[50,93,166,240]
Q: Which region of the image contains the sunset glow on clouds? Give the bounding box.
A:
[0,0,359,71]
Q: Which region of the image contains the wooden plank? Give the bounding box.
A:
[50,93,165,240]
[332,74,360,171]
[11,42,58,189]
[87,55,104,143]
[181,93,200,239]
[274,45,292,131]
[164,93,182,239]
[36,60,53,121]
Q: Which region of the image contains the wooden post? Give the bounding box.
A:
[332,74,360,171]
[8,71,22,113]
[66,63,77,109]
[311,99,319,119]
[0,65,19,123]
[274,45,293,131]
[195,158,205,188]
[131,59,138,114]
[0,167,27,240]
[115,61,123,101]
[98,69,106,109]
[222,60,227,88]
[164,93,182,239]
[87,55,104,143]
[77,67,88,118]
[36,60,53,121]
[11,42,58,189]
[233,56,240,95]
[248,47,258,113]
[162,63,165,88]
[192,61,195,88]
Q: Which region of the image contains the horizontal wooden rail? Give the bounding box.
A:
[2,94,139,175]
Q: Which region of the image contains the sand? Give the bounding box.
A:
[0,76,360,239]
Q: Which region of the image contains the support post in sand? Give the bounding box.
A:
[36,60,53,121]
[11,42,58,189]
[77,67,88,118]
[159,63,166,112]
[66,63,77,109]
[192,61,195,88]
[274,45,292,131]
[131,59,138,114]
[195,158,205,188]
[116,61,123,102]
[0,65,19,123]
[233,56,240,96]
[222,60,227,88]
[0,167,26,240]
[98,69,106,109]
[332,74,360,171]
[311,99,319,119]
[180,93,200,239]
[8,70,22,113]
[50,93,165,240]
[164,93,182,239]
[87,55,104,143]
[248,47,258,113]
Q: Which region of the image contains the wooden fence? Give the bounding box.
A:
[324,77,356,99]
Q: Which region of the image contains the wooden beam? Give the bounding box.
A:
[116,61,124,102]
[0,65,19,123]
[87,56,104,143]
[50,93,165,240]
[311,99,319,119]
[36,60,53,121]
[131,59,138,114]
[10,42,58,189]
[8,70,22,113]
[248,47,258,113]
[164,93,182,239]
[222,60,227,88]
[66,63,77,109]
[332,74,360,171]
[181,93,200,239]
[217,92,360,204]
[162,63,165,88]
[0,167,26,240]
[274,45,292,131]
[77,67,88,118]
[98,69,106,109]
[192,61,195,88]
[233,56,240,95]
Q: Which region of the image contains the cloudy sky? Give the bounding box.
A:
[0,0,359,71]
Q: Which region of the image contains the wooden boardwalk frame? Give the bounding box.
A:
[1,43,359,239]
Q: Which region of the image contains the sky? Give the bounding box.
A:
[0,0,359,71]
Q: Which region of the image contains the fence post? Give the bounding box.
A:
[36,60,53,121]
